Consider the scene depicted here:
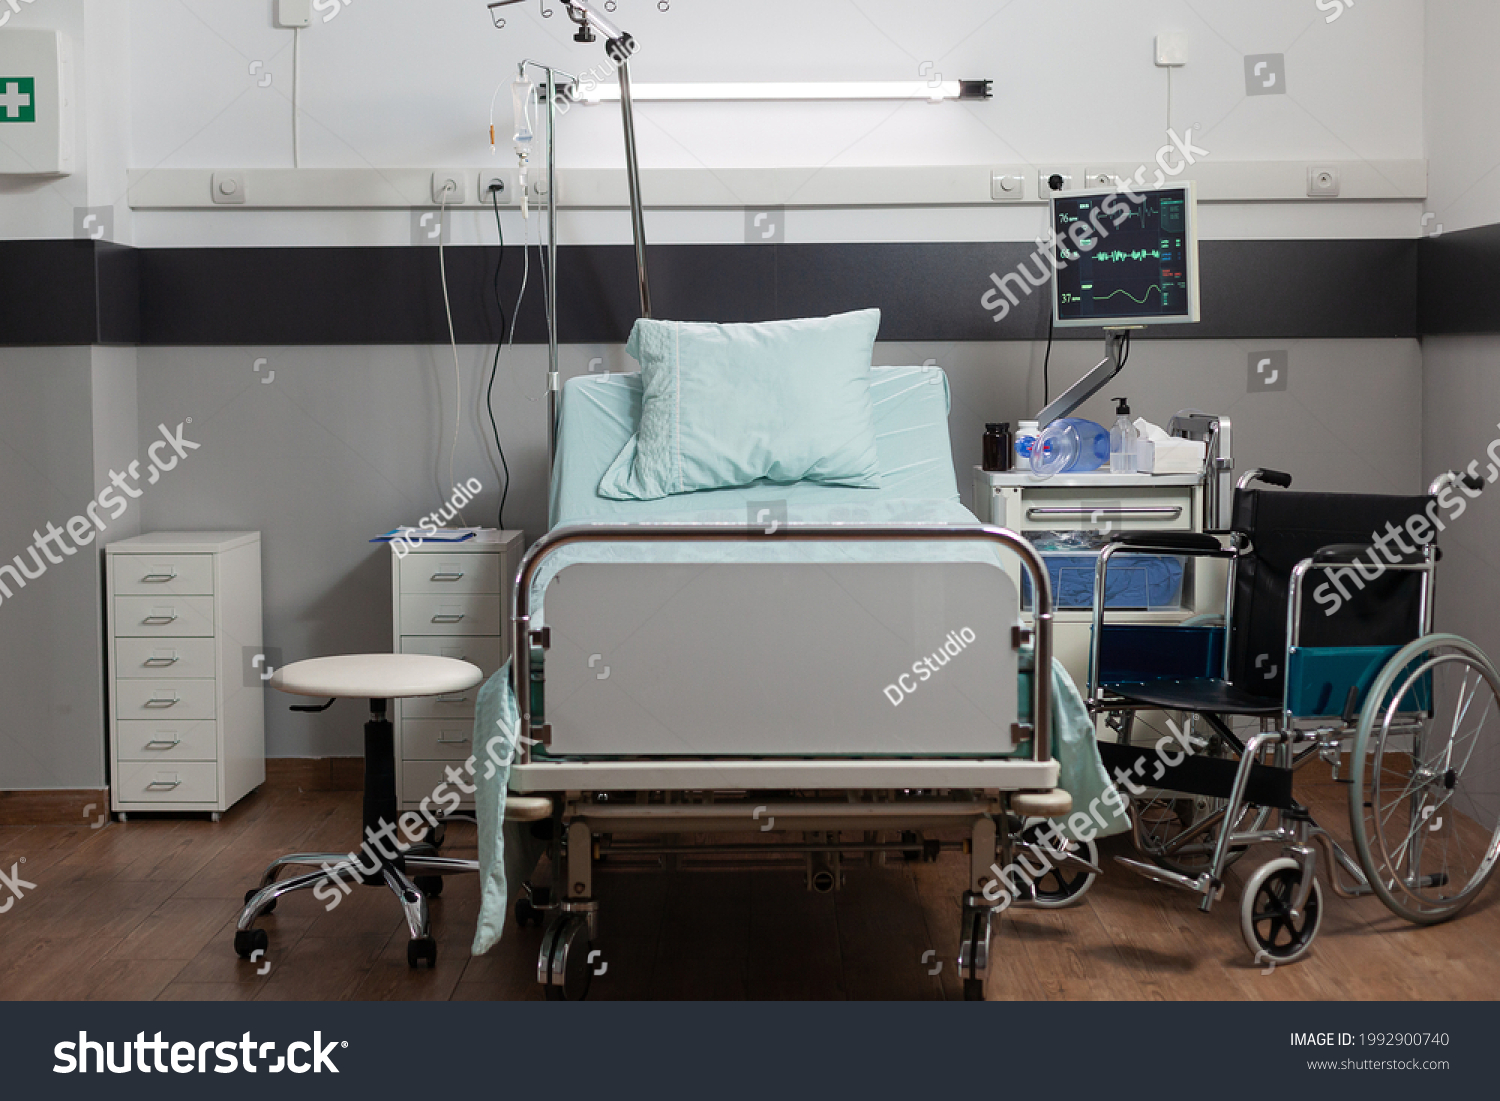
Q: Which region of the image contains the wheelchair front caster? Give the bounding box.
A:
[407,936,438,969]
[234,928,269,959]
[427,823,446,849]
[414,876,443,898]
[245,887,276,915]
[540,914,594,1000]
[1240,857,1323,966]
[963,978,985,1000]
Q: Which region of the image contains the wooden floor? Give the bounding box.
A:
[0,766,1496,1001]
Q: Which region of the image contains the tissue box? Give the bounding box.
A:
[1136,437,1206,474]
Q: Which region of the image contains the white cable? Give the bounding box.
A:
[292,27,302,168]
[437,184,467,525]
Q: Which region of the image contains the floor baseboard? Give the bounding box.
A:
[0,789,111,827]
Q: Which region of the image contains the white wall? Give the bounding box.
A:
[124,0,1427,247]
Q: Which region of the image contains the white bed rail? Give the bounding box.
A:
[509,523,1054,767]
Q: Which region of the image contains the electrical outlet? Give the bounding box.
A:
[528,176,551,206]
[1307,166,1340,197]
[1039,170,1073,197]
[211,171,247,205]
[431,170,467,204]
[989,172,1024,201]
[479,171,512,204]
[275,0,312,28]
[1083,168,1122,190]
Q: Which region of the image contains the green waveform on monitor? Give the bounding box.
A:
[1092,285,1166,305]
[1091,248,1162,263]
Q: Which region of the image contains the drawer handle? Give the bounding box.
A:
[1025,506,1183,519]
[437,733,471,744]
[143,654,180,667]
[144,694,181,708]
[141,572,178,583]
[436,694,470,704]
[430,571,466,582]
[145,737,182,749]
[146,778,182,790]
[431,613,466,623]
[143,612,179,625]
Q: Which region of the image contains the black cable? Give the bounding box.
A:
[1042,309,1055,407]
[486,189,510,530]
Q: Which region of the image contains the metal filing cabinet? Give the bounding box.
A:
[390,530,524,810]
[106,532,265,820]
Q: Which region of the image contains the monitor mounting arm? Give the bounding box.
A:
[1035,327,1138,428]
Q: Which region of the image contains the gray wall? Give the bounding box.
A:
[0,346,137,790]
[135,337,1422,759]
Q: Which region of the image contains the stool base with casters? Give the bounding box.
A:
[234,655,483,969]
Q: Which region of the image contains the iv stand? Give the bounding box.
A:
[500,1,655,467]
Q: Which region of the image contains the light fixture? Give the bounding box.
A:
[573,80,993,104]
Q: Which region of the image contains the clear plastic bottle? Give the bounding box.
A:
[1109,397,1139,474]
[1015,419,1041,467]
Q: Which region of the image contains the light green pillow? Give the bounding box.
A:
[598,309,884,501]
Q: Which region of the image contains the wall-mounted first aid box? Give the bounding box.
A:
[0,29,73,176]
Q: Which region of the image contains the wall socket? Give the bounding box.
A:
[1039,169,1074,197]
[1307,166,1340,197]
[431,169,467,204]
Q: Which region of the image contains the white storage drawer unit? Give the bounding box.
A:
[972,469,1223,717]
[391,530,524,810]
[105,532,265,819]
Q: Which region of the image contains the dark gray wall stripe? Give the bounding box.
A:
[1420,223,1500,335]
[0,237,1419,347]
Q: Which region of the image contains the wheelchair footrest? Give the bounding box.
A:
[1098,741,1296,810]
[1114,857,1225,905]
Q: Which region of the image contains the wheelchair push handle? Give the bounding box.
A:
[1429,469,1485,496]
[1236,468,1293,491]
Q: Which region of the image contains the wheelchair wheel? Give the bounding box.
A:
[1350,634,1500,924]
[1240,857,1323,965]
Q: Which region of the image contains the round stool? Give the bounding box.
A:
[233,654,483,969]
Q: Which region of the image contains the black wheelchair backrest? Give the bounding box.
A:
[1228,487,1432,700]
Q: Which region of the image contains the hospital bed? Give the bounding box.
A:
[1088,468,1500,963]
[468,365,1119,999]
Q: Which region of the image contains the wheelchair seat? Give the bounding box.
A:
[1104,677,1282,716]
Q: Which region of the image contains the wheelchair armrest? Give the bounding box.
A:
[1312,543,1375,564]
[1108,531,1223,553]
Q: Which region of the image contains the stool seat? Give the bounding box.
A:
[270,654,483,700]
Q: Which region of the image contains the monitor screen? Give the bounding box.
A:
[1049,183,1200,328]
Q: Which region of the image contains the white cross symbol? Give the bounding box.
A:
[0,82,31,118]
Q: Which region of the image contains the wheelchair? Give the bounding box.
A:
[1087,468,1500,964]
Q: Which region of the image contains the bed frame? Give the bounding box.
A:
[505,522,1082,1000]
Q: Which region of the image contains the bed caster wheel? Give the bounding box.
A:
[963,978,985,1001]
[1019,819,1099,908]
[414,876,443,898]
[245,887,276,915]
[407,936,438,969]
[1240,857,1323,966]
[234,928,268,959]
[540,914,594,1000]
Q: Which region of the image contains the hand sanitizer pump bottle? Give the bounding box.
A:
[1110,397,1139,474]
